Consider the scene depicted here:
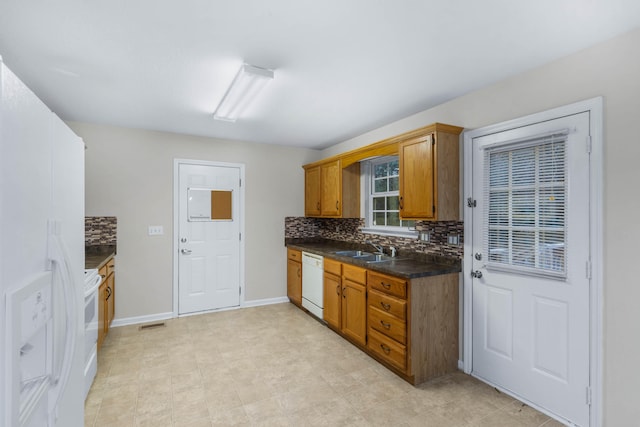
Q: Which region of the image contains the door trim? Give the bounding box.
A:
[462,97,603,426]
[172,159,246,317]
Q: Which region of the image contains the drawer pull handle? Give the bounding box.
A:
[380,302,391,311]
[381,282,391,290]
[380,320,391,329]
[297,267,301,278]
[336,284,340,295]
[380,344,391,355]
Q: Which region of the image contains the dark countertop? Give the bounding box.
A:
[85,245,116,270]
[286,239,461,279]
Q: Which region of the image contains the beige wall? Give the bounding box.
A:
[321,27,640,426]
[71,122,319,319]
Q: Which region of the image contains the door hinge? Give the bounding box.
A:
[467,198,477,208]
[433,205,436,214]
[239,232,242,241]
[586,136,592,154]
[239,178,242,187]
[239,287,242,296]
[586,387,592,405]
[586,260,592,280]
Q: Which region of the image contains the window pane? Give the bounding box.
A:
[388,176,399,191]
[539,188,565,228]
[512,189,535,227]
[387,196,399,210]
[374,178,387,193]
[489,191,508,226]
[489,152,509,187]
[512,230,535,267]
[373,212,386,226]
[389,160,399,177]
[373,197,386,210]
[374,163,388,178]
[539,231,565,271]
[488,229,509,263]
[387,212,400,226]
[512,148,535,186]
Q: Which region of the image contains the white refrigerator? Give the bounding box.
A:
[0,59,85,426]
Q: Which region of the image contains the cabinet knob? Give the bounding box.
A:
[380,344,391,355]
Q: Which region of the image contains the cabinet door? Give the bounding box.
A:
[399,134,435,219]
[323,272,341,329]
[106,273,115,329]
[97,282,106,349]
[287,259,302,306]
[341,279,367,346]
[304,166,321,216]
[320,160,341,217]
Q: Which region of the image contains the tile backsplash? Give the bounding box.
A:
[85,216,117,246]
[285,217,463,259]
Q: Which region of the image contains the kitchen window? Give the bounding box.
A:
[361,156,416,237]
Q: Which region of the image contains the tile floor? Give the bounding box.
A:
[85,303,565,427]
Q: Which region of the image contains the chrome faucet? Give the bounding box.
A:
[365,240,384,254]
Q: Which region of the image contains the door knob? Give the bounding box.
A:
[181,249,192,255]
[471,270,483,279]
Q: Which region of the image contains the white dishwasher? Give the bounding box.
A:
[301,252,324,319]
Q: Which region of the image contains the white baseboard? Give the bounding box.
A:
[242,296,289,307]
[110,297,290,328]
[458,360,464,370]
[110,311,174,328]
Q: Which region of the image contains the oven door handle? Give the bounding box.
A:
[85,274,102,298]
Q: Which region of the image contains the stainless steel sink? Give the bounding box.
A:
[334,250,371,257]
[355,253,391,262]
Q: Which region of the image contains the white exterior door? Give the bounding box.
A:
[177,162,242,315]
[470,112,591,426]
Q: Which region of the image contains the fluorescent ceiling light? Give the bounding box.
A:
[213,64,274,122]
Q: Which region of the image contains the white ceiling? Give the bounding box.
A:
[0,1,639,149]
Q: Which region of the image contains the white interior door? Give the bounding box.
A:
[471,112,591,426]
[178,162,242,315]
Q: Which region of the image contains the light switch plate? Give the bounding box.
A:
[148,225,164,236]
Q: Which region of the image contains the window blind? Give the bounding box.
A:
[483,131,568,279]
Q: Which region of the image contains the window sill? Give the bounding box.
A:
[361,227,419,239]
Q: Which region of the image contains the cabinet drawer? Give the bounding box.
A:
[368,328,407,371]
[368,306,406,345]
[368,271,407,299]
[343,264,367,285]
[324,258,341,276]
[106,257,115,277]
[287,249,302,262]
[98,265,108,283]
[368,289,406,321]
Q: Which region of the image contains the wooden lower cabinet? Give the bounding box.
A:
[287,249,302,306]
[286,249,459,385]
[97,255,116,351]
[323,258,342,329]
[367,270,459,384]
[341,279,367,346]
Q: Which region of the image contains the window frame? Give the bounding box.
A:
[361,156,418,238]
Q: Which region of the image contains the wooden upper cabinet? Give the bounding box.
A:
[303,159,359,218]
[399,125,462,221]
[304,165,321,216]
[320,160,341,216]
[399,134,435,219]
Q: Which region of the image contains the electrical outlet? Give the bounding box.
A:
[148,225,164,236]
[419,232,430,242]
[447,234,460,245]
